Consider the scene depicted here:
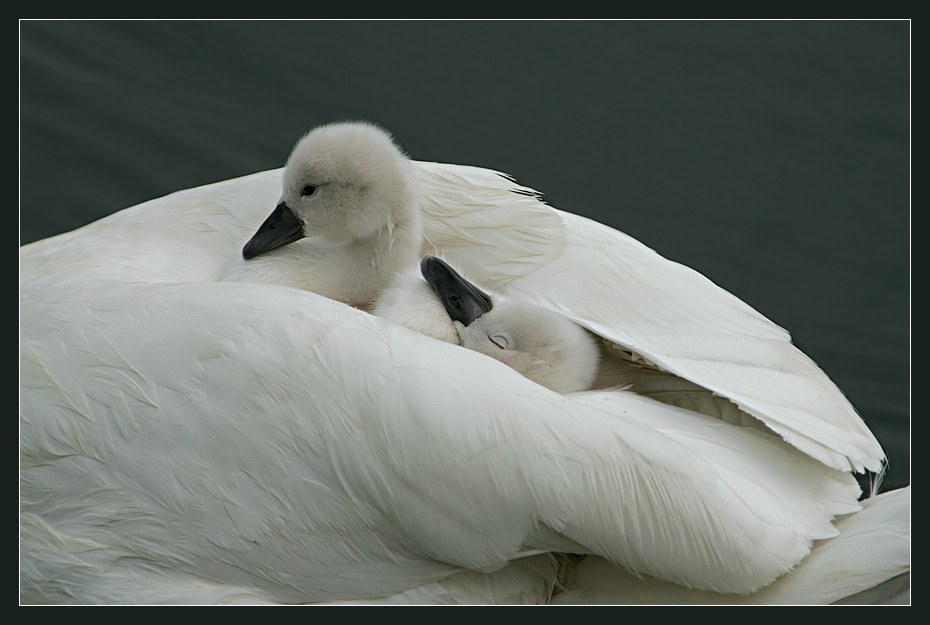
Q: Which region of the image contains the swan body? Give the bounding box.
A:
[330,485,910,605]
[409,161,885,475]
[20,125,901,602]
[20,276,862,603]
[551,486,910,605]
[229,123,884,474]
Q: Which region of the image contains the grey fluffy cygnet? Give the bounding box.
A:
[231,121,423,310]
[374,256,600,394]
[235,122,598,393]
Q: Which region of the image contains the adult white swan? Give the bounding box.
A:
[235,121,884,476]
[20,123,904,603]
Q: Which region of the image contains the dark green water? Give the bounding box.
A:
[19,20,910,489]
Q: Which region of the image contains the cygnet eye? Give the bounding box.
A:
[488,334,509,350]
[300,185,316,197]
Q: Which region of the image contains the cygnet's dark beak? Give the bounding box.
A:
[242,203,305,260]
[420,256,493,327]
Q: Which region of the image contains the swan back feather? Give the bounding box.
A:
[20,140,894,603]
[413,161,885,473]
[22,272,861,602]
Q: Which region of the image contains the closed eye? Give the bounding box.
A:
[488,334,509,350]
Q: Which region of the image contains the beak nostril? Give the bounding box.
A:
[242,202,305,260]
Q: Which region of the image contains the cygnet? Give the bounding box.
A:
[374,256,600,394]
[227,121,423,309]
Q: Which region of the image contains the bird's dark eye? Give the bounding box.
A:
[301,185,316,197]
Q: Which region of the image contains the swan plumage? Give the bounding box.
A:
[410,161,885,475]
[20,122,904,603]
[550,486,910,605]
[227,122,885,475]
[330,485,910,605]
[20,277,863,603]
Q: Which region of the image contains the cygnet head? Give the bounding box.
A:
[242,121,421,259]
[418,256,600,394]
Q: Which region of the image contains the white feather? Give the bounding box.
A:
[20,147,898,603]
[20,270,861,603]
[550,486,910,605]
[414,161,885,474]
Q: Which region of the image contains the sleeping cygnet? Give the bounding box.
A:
[228,121,423,310]
[374,256,600,394]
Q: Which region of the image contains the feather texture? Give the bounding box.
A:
[415,162,884,474]
[21,278,859,602]
[551,486,910,605]
[20,160,895,603]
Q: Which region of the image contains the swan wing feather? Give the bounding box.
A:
[413,161,884,474]
[22,272,859,602]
